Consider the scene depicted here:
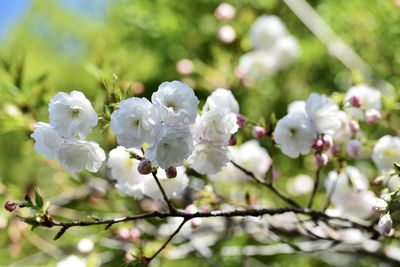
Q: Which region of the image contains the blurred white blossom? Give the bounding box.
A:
[372,135,400,171]
[345,84,381,121]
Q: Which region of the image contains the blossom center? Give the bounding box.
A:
[70,107,81,118]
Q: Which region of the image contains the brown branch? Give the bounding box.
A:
[231,160,301,208]
[145,219,188,265]
[151,171,177,213]
[308,165,322,209]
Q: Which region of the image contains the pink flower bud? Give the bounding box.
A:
[130,228,141,240]
[228,135,237,146]
[315,153,328,167]
[118,228,131,240]
[4,201,16,212]
[137,159,152,175]
[377,214,392,236]
[349,120,360,135]
[214,3,236,21]
[322,135,333,151]
[372,198,388,214]
[331,144,340,155]
[176,59,194,75]
[372,175,384,186]
[349,95,361,108]
[252,126,266,139]
[185,204,197,214]
[165,166,177,178]
[217,25,236,43]
[312,138,323,150]
[346,139,362,158]
[236,114,246,128]
[366,109,381,124]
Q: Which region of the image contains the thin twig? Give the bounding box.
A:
[308,166,322,209]
[231,161,301,208]
[145,219,188,265]
[152,171,177,213]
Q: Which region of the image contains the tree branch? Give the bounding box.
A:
[152,171,177,213]
[308,165,322,209]
[231,160,301,208]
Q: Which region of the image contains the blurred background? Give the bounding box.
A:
[1,0,400,266]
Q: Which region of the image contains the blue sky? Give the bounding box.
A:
[0,0,30,39]
[0,0,108,40]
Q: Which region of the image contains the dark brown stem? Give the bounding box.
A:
[145,219,188,265]
[231,161,301,208]
[152,171,177,213]
[308,166,322,209]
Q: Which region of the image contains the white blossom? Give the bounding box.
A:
[49,90,98,139]
[107,146,149,199]
[272,35,299,70]
[238,50,277,80]
[287,100,306,114]
[31,122,63,160]
[58,140,105,174]
[333,111,352,143]
[56,256,86,267]
[377,214,393,236]
[110,97,161,148]
[250,15,288,50]
[287,175,314,196]
[345,84,381,120]
[203,88,239,114]
[305,93,341,135]
[372,135,400,171]
[188,143,229,175]
[209,140,271,181]
[192,108,238,146]
[143,167,189,200]
[325,166,377,219]
[274,112,317,158]
[145,124,193,168]
[151,81,199,125]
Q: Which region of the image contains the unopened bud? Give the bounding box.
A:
[312,138,323,151]
[165,166,177,178]
[350,120,360,135]
[214,3,236,21]
[331,144,340,155]
[322,135,333,151]
[377,214,392,236]
[346,139,362,158]
[315,153,328,167]
[236,114,246,128]
[228,135,237,146]
[185,204,201,228]
[372,175,385,186]
[349,95,361,108]
[366,109,381,124]
[252,126,266,139]
[4,201,16,212]
[217,25,236,43]
[137,159,152,175]
[372,198,388,214]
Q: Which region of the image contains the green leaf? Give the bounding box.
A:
[35,189,43,210]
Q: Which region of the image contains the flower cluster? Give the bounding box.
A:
[31,91,105,174]
[238,15,299,81]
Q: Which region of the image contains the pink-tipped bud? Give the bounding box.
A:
[4,201,16,212]
[377,214,392,236]
[252,126,266,139]
[229,135,237,146]
[312,139,323,150]
[372,198,388,214]
[349,95,361,108]
[138,159,152,175]
[346,139,362,158]
[165,166,177,178]
[315,153,328,167]
[214,3,236,21]
[350,120,360,135]
[176,58,194,75]
[217,25,236,43]
[117,228,131,240]
[130,228,141,240]
[331,144,340,155]
[236,114,246,128]
[372,175,384,186]
[322,135,333,151]
[366,109,381,124]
